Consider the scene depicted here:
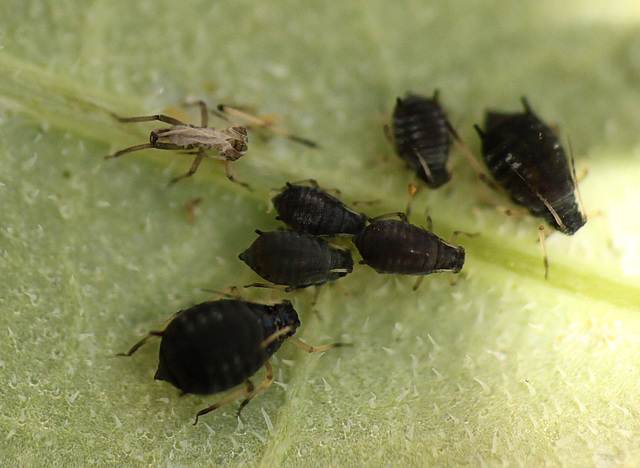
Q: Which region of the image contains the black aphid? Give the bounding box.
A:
[354,217,465,289]
[119,298,340,424]
[474,98,586,235]
[272,181,368,236]
[239,230,353,288]
[391,90,454,188]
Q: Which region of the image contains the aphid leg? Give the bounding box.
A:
[168,149,205,186]
[105,143,155,159]
[370,212,408,222]
[405,183,419,220]
[224,158,251,190]
[538,225,550,280]
[111,113,187,126]
[449,230,479,243]
[236,362,274,417]
[193,379,255,425]
[201,285,243,301]
[568,138,588,222]
[244,283,293,294]
[288,179,320,189]
[425,215,433,232]
[412,276,425,291]
[520,97,533,114]
[116,311,181,357]
[288,337,349,353]
[184,100,209,127]
[496,205,528,218]
[310,286,322,312]
[217,104,319,148]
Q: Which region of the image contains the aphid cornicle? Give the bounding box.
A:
[354,217,465,289]
[272,181,368,237]
[474,98,586,235]
[239,230,354,288]
[391,91,454,188]
[106,101,250,188]
[119,298,340,424]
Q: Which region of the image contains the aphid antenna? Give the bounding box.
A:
[217,104,319,148]
[510,166,566,232]
[453,126,493,181]
[259,326,296,350]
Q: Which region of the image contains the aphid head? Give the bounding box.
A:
[328,248,354,280]
[226,126,249,154]
[553,209,587,236]
[443,245,466,274]
[272,300,301,335]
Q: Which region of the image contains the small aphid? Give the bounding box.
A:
[354,216,465,289]
[118,298,340,424]
[474,98,586,236]
[239,230,353,289]
[106,101,250,188]
[391,90,455,188]
[272,180,368,236]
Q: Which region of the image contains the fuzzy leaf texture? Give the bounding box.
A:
[1,0,640,465]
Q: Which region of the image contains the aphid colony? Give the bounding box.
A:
[114,94,585,424]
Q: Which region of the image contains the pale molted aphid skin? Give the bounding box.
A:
[474,97,586,236]
[106,100,250,188]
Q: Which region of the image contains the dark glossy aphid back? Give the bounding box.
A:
[155,299,299,395]
[474,98,586,235]
[239,230,353,288]
[354,219,465,275]
[272,182,368,236]
[392,91,453,188]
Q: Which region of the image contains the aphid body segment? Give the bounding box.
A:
[474,98,586,235]
[239,230,353,288]
[392,91,453,188]
[154,299,299,396]
[272,182,368,236]
[354,219,465,275]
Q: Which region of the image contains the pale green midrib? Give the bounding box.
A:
[2,51,638,315]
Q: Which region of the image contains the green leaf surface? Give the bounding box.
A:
[2,0,640,465]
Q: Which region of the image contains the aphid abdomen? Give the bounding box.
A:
[355,220,442,274]
[239,231,342,288]
[155,301,268,395]
[273,185,367,236]
[479,109,585,235]
[392,94,452,188]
